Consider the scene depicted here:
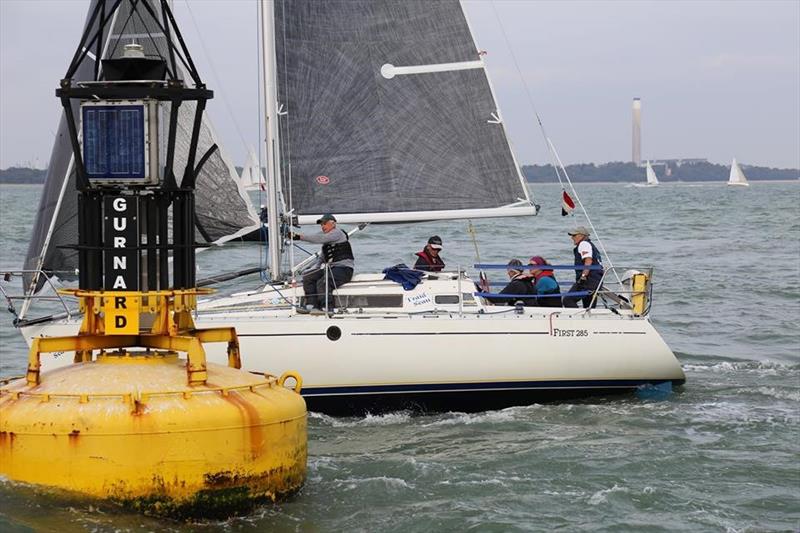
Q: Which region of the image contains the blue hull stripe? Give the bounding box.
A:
[302,378,683,397]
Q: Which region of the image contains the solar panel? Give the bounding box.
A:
[81,101,155,184]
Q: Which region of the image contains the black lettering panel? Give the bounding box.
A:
[104,196,139,291]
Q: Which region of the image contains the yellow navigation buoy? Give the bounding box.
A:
[0,351,306,519]
[5,9,310,516]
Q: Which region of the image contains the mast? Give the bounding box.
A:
[259,0,283,281]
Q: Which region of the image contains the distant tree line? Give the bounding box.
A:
[1,161,798,185]
[0,167,47,184]
[522,161,799,183]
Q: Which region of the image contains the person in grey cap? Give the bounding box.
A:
[413,235,446,272]
[291,214,354,313]
[563,226,604,308]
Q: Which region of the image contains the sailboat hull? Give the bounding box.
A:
[21,309,685,415]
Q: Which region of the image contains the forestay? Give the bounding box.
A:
[273,0,535,224]
[23,0,259,295]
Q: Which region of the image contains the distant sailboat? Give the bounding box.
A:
[645,161,659,186]
[630,160,658,187]
[239,148,264,191]
[728,158,750,187]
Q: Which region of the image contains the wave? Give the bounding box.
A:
[681,360,800,374]
[308,410,413,427]
[588,483,629,505]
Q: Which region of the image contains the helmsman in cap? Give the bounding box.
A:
[563,226,604,308]
[413,235,446,272]
[291,214,354,313]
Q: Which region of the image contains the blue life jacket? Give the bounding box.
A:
[573,239,603,282]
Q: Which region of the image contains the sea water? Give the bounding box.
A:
[0,182,797,531]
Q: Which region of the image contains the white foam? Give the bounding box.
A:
[308,410,412,427]
[755,386,800,402]
[423,405,538,427]
[588,484,628,505]
[682,360,796,375]
[334,476,414,491]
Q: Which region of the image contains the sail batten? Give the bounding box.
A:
[274,0,533,219]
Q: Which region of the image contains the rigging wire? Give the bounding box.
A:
[256,0,268,282]
[487,1,621,284]
[279,0,296,278]
[182,0,252,156]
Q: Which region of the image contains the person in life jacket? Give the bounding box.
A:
[562,226,604,308]
[487,258,537,306]
[413,235,446,272]
[291,213,354,313]
[528,256,562,307]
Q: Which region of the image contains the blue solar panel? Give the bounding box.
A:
[82,104,146,181]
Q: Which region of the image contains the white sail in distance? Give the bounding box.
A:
[645,161,659,186]
[240,148,264,190]
[728,158,750,186]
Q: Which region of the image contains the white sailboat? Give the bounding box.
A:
[19,0,685,414]
[239,148,264,191]
[632,161,659,187]
[645,161,659,186]
[728,158,750,187]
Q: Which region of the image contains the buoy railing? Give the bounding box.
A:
[1,269,78,324]
[1,374,290,404]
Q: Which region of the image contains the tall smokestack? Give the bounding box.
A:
[632,98,641,165]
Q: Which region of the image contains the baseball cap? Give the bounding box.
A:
[427,235,443,250]
[316,213,337,224]
[568,226,590,236]
[529,256,547,266]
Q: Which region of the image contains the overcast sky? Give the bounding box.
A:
[1,0,798,170]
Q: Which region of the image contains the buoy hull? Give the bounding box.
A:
[0,354,307,518]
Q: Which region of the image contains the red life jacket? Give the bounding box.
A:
[414,249,445,272]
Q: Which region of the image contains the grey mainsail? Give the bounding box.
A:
[273,0,534,222]
[23,0,259,295]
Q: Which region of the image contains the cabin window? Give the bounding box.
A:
[435,295,460,304]
[342,294,404,308]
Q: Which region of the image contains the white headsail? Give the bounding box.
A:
[239,148,264,190]
[728,158,750,186]
[645,161,659,186]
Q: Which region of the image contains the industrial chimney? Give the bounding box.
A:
[632,98,641,166]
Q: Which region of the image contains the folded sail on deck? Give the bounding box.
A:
[274,0,535,223]
[23,0,259,294]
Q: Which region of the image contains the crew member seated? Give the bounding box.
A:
[413,235,445,272]
[528,256,562,307]
[291,214,354,313]
[487,259,537,306]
